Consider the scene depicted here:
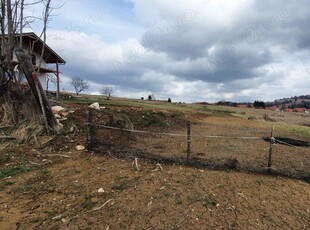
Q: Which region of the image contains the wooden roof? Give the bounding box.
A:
[16,32,66,64]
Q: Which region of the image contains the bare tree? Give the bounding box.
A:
[46,74,56,92]
[100,86,114,100]
[70,77,89,95]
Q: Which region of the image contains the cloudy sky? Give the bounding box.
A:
[31,0,310,102]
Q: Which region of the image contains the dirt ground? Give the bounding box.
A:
[0,102,310,229]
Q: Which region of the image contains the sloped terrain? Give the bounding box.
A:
[0,100,309,229]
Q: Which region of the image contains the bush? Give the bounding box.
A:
[263,114,275,122]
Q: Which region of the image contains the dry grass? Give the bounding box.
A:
[11,120,45,144]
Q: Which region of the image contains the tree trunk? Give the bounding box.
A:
[15,48,61,132]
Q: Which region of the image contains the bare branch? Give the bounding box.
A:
[100,86,115,100]
[37,0,51,74]
[70,77,89,95]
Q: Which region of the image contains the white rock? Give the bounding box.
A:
[56,123,64,131]
[52,215,62,220]
[89,102,100,110]
[52,106,66,114]
[54,114,61,119]
[61,218,68,223]
[60,111,69,117]
[58,117,67,121]
[98,188,105,193]
[70,127,75,132]
[75,145,85,151]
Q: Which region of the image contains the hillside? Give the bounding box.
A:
[266,95,310,109]
[0,95,309,229]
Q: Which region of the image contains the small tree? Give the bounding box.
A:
[70,77,89,95]
[46,74,56,92]
[167,98,172,103]
[100,86,114,100]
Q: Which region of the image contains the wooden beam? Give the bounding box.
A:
[56,62,60,98]
[15,48,61,132]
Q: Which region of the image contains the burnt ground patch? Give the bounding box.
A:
[92,145,310,183]
[263,137,310,147]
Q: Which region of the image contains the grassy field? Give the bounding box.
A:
[0,95,309,229]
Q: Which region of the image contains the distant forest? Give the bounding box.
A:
[266,95,310,109]
[215,95,310,109]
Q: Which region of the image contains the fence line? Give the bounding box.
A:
[91,124,306,145]
[85,110,309,175]
[89,124,301,149]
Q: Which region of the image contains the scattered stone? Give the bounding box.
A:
[61,218,68,223]
[98,188,105,193]
[58,117,67,121]
[54,114,61,119]
[70,127,75,133]
[75,145,85,151]
[52,215,62,220]
[89,102,100,110]
[57,123,64,131]
[237,192,248,200]
[52,106,66,114]
[60,111,69,117]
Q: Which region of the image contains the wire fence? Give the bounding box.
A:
[86,110,310,181]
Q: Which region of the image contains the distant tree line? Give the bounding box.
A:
[216,101,238,107]
[253,100,266,109]
[288,100,310,109]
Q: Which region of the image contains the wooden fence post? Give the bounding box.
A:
[186,121,191,160]
[267,125,275,171]
[86,110,93,150]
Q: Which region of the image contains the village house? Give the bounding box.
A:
[11,32,66,96]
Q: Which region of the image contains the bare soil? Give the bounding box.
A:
[0,102,309,229]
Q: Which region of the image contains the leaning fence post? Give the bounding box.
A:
[186,121,191,160]
[267,125,275,172]
[86,110,93,150]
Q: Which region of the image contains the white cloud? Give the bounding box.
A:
[43,0,310,102]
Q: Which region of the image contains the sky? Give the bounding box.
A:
[30,0,310,102]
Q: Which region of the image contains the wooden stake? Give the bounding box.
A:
[35,79,49,134]
[132,157,140,171]
[56,62,60,98]
[186,121,191,160]
[86,110,93,150]
[267,125,275,171]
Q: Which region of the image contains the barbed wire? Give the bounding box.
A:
[89,123,309,149]
[90,123,263,140]
[93,124,186,137]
